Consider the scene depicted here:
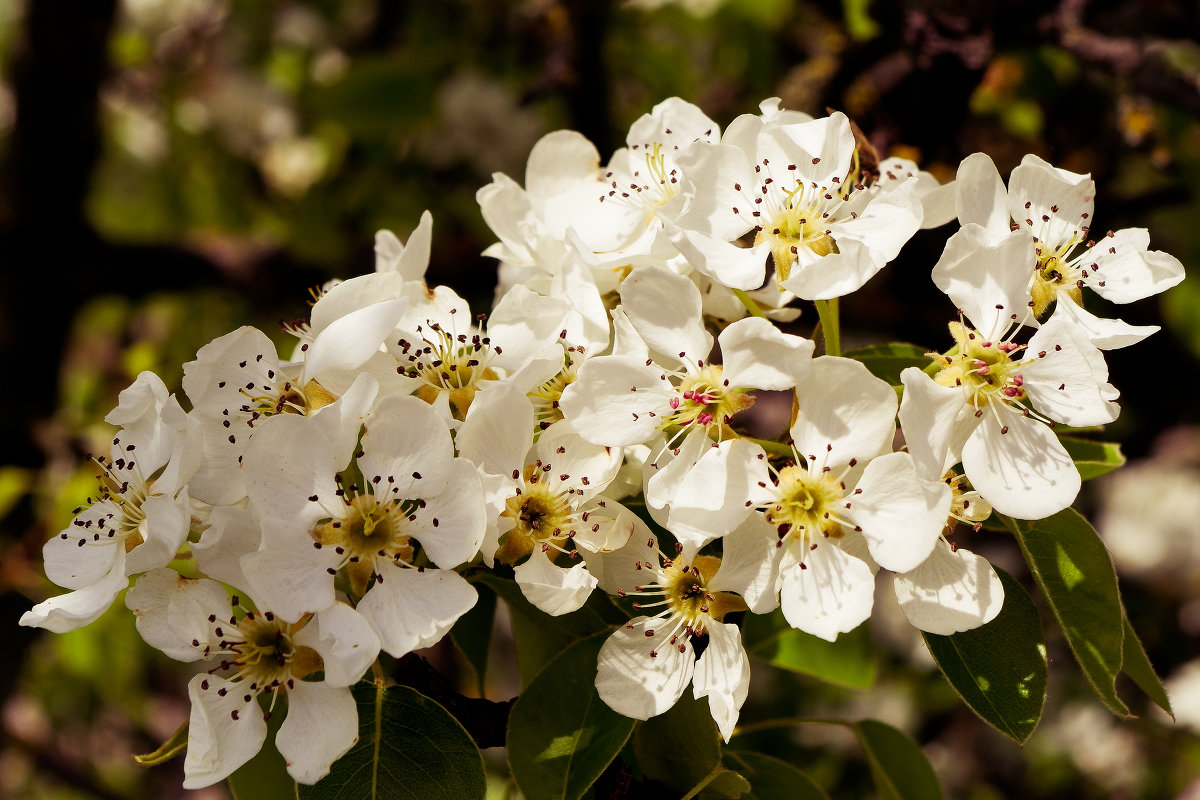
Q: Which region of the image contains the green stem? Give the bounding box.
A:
[731,288,769,320]
[681,764,728,800]
[814,298,841,357]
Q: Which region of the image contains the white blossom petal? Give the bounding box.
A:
[276,681,360,785]
[961,412,1079,520]
[514,547,598,616]
[894,543,1004,634]
[357,563,477,657]
[852,452,952,573]
[692,620,750,742]
[778,542,874,641]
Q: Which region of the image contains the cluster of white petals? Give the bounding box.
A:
[21,95,1182,779]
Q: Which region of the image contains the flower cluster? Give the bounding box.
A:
[20,97,1184,787]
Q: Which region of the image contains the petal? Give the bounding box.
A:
[125,490,192,575]
[668,225,770,291]
[619,266,713,368]
[709,514,781,614]
[303,298,408,382]
[692,620,750,742]
[559,356,672,446]
[953,152,1010,241]
[513,547,598,616]
[894,543,1004,635]
[183,675,267,789]
[375,210,432,281]
[1008,154,1094,251]
[778,542,874,641]
[792,356,896,467]
[295,603,381,688]
[191,506,263,592]
[1087,227,1185,304]
[125,568,229,661]
[658,438,763,550]
[276,681,360,785]
[595,619,694,721]
[20,548,129,633]
[1051,298,1158,350]
[898,368,978,480]
[357,563,477,657]
[241,528,340,623]
[852,452,952,573]
[1023,311,1119,426]
[718,316,814,390]
[961,413,1080,520]
[931,226,1035,336]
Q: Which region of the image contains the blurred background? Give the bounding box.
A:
[2,0,1199,797]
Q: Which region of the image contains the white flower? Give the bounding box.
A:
[668,111,922,299]
[239,394,483,657]
[938,152,1184,348]
[733,357,950,640]
[560,266,810,449]
[21,372,192,633]
[899,303,1117,519]
[457,382,641,615]
[126,568,379,787]
[590,536,751,740]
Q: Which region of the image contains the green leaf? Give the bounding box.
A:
[843,343,930,386]
[228,701,297,800]
[744,611,875,689]
[1011,509,1130,717]
[852,720,944,800]
[477,573,610,686]
[506,633,636,800]
[922,569,1047,744]
[451,581,496,696]
[299,682,486,800]
[633,694,728,795]
[724,751,830,800]
[1059,436,1125,480]
[1121,611,1173,717]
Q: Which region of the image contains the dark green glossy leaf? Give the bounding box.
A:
[299,683,485,800]
[843,343,930,386]
[507,633,635,800]
[852,720,944,800]
[744,611,875,689]
[923,569,1047,744]
[1059,436,1125,480]
[1012,509,1129,716]
[724,751,830,800]
[1121,611,1173,717]
[450,581,496,696]
[633,694,726,795]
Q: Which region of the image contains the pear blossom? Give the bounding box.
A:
[589,534,752,740]
[936,152,1184,348]
[560,266,812,450]
[667,110,923,299]
[900,298,1118,519]
[239,394,484,656]
[125,568,379,787]
[20,372,193,633]
[731,356,951,640]
[457,382,643,614]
